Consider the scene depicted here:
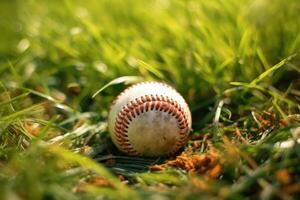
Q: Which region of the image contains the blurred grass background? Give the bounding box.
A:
[0,0,299,199]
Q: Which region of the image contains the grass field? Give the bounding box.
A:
[0,0,300,199]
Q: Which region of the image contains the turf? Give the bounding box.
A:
[0,0,299,199]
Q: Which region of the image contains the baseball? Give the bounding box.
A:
[108,82,192,157]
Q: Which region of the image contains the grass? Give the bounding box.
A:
[0,0,299,199]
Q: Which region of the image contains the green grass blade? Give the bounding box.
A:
[0,92,30,107]
[92,76,143,98]
[250,54,296,85]
[0,103,44,122]
[48,145,137,199]
[136,59,165,79]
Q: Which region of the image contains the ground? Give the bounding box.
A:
[0,0,299,199]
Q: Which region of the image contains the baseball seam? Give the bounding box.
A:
[109,82,184,111]
[114,94,189,156]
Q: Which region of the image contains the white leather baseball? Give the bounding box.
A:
[108,82,192,157]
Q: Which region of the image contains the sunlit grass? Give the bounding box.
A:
[0,0,299,199]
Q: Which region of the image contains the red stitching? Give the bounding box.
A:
[109,82,182,111]
[113,94,190,156]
